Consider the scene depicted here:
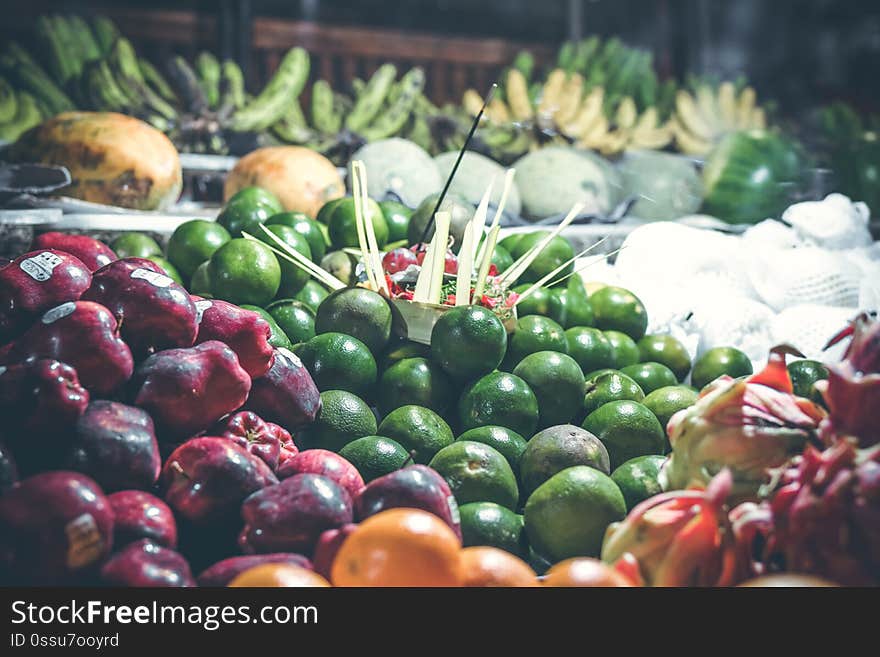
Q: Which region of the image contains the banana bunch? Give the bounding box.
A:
[564,93,673,155]
[671,82,768,156]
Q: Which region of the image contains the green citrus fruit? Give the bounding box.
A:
[610,454,666,511]
[431,305,507,380]
[620,362,679,395]
[456,425,528,474]
[377,405,455,464]
[216,200,274,237]
[297,389,377,452]
[637,334,692,381]
[226,186,283,215]
[604,330,641,368]
[503,315,567,370]
[315,287,392,355]
[379,340,430,370]
[429,441,519,509]
[519,424,610,497]
[490,245,514,274]
[512,284,553,318]
[166,219,231,279]
[582,400,666,470]
[565,327,615,374]
[497,233,524,254]
[458,371,540,438]
[642,385,699,437]
[787,359,829,400]
[293,280,330,312]
[146,256,183,286]
[111,232,161,259]
[295,332,377,397]
[513,351,584,428]
[240,304,292,349]
[582,371,645,418]
[378,356,453,416]
[510,231,575,284]
[691,346,753,389]
[316,197,346,225]
[378,200,412,243]
[256,223,312,297]
[458,502,526,557]
[590,286,648,341]
[266,212,327,262]
[266,299,316,345]
[328,197,388,249]
[338,435,411,483]
[189,261,211,295]
[207,238,280,306]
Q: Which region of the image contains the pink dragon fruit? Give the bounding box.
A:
[601,469,739,586]
[661,347,825,504]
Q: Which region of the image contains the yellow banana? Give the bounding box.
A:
[671,118,712,156]
[632,107,659,136]
[560,86,604,138]
[462,89,485,117]
[578,114,610,149]
[736,86,756,129]
[718,82,737,128]
[555,73,584,126]
[752,106,767,130]
[630,122,673,150]
[696,84,720,132]
[537,68,566,119]
[615,96,638,130]
[506,68,534,121]
[598,129,631,156]
[675,90,713,141]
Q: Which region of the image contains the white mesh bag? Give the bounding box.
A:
[782,193,872,250]
[742,219,804,250]
[688,295,777,370]
[771,304,856,362]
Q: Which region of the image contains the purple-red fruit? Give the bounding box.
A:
[238,473,353,555]
[100,539,194,587]
[0,301,133,396]
[31,232,117,272]
[197,553,313,587]
[108,490,177,549]
[212,411,282,470]
[66,401,161,492]
[355,465,462,539]
[131,341,251,440]
[0,471,113,584]
[277,449,364,501]
[0,249,91,341]
[243,347,320,430]
[0,358,89,434]
[192,296,274,378]
[312,523,357,580]
[83,258,198,355]
[160,436,277,526]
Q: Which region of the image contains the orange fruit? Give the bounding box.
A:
[229,564,331,587]
[331,508,462,587]
[460,547,539,587]
[542,558,635,587]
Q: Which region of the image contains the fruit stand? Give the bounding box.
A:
[0,4,878,591]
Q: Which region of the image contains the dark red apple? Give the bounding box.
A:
[192,296,274,378]
[83,257,198,356]
[131,341,251,441]
[277,449,364,501]
[238,473,352,555]
[0,358,89,434]
[100,539,194,587]
[382,247,419,274]
[416,248,458,274]
[355,465,462,539]
[0,249,91,341]
[0,441,18,492]
[32,232,117,272]
[0,471,113,584]
[242,347,320,430]
[65,401,161,492]
[0,301,133,396]
[312,523,357,580]
[212,411,282,470]
[197,553,313,587]
[108,490,177,549]
[160,436,277,526]
[276,426,299,468]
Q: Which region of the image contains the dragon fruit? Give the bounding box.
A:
[601,469,739,586]
[732,440,880,585]
[661,347,825,504]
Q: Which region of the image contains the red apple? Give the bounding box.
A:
[31,232,117,272]
[212,411,282,470]
[416,248,458,274]
[0,249,91,341]
[0,471,114,584]
[192,296,274,378]
[82,257,198,356]
[131,341,251,441]
[242,347,320,430]
[382,247,419,274]
[0,301,133,396]
[312,523,357,580]
[108,490,177,549]
[277,449,364,501]
[0,358,89,435]
[197,553,313,587]
[100,539,194,587]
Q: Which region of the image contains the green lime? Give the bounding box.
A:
[226,186,283,215]
[456,425,528,474]
[559,284,594,329]
[565,327,615,374]
[429,441,519,509]
[240,304,292,350]
[490,244,513,274]
[590,286,648,341]
[583,371,645,418]
[637,334,692,381]
[189,261,211,295]
[497,233,524,254]
[378,200,412,243]
[545,288,570,326]
[582,400,666,470]
[610,455,666,512]
[431,305,507,380]
[315,287,392,355]
[620,362,679,395]
[338,435,411,483]
[328,197,388,249]
[266,299,316,345]
[216,200,274,238]
[377,405,454,464]
[266,212,327,262]
[642,386,698,437]
[111,232,161,259]
[584,368,617,381]
[604,330,641,368]
[293,280,330,312]
[378,356,453,416]
[524,465,626,561]
[787,360,829,399]
[510,231,575,284]
[145,256,184,286]
[503,315,567,370]
[406,192,473,249]
[167,220,231,279]
[379,340,430,370]
[320,251,356,286]
[256,224,312,297]
[691,347,753,390]
[298,390,377,452]
[519,424,610,497]
[458,371,540,439]
[207,238,280,306]
[316,197,346,226]
[295,332,377,397]
[513,351,584,428]
[512,284,553,318]
[458,502,526,557]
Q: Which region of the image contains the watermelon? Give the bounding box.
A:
[619,150,703,221]
[513,146,622,220]
[434,150,523,216]
[349,138,442,208]
[701,130,805,224]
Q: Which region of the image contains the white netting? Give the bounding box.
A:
[742,219,804,250]
[782,193,872,250]
[770,304,856,362]
[688,295,778,370]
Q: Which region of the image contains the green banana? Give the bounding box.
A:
[0,43,74,114]
[35,15,73,85]
[196,51,221,109]
[84,60,130,111]
[310,79,339,134]
[512,50,535,83]
[360,67,424,140]
[53,16,86,81]
[219,60,246,112]
[68,15,102,63]
[166,56,208,114]
[0,77,17,123]
[231,47,309,131]
[406,113,432,152]
[139,57,177,103]
[572,36,600,76]
[0,91,42,142]
[345,63,397,132]
[91,16,120,55]
[557,41,576,71]
[351,77,365,96]
[110,39,176,119]
[272,97,314,144]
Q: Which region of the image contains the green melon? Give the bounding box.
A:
[349,138,442,208]
[434,150,522,217]
[619,150,703,221]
